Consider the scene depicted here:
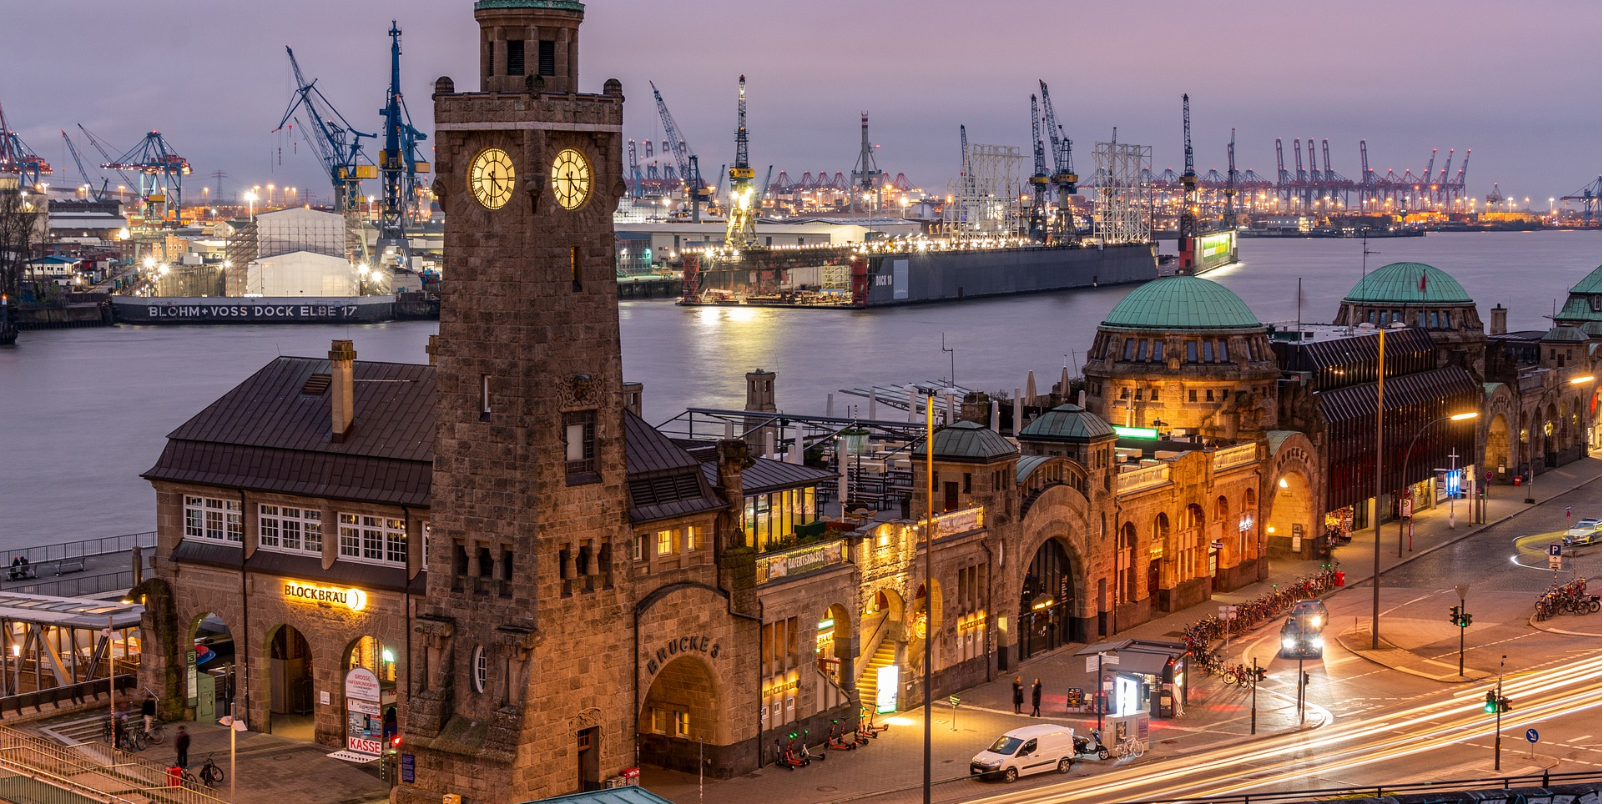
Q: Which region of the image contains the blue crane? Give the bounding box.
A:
[0,98,51,188]
[650,81,711,222]
[60,129,108,202]
[274,46,376,224]
[103,131,190,225]
[376,21,429,271]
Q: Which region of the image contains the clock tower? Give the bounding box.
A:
[396,2,631,802]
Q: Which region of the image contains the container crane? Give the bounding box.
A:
[103,132,190,226]
[275,45,376,262]
[1038,80,1077,242]
[649,81,711,222]
[1027,94,1049,242]
[724,75,757,249]
[0,98,51,188]
[1223,128,1237,228]
[75,125,137,201]
[1177,94,1200,272]
[376,21,430,272]
[850,113,883,214]
[60,130,108,202]
[1275,138,1289,206]
[1561,176,1601,227]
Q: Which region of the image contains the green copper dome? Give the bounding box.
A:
[1343,262,1471,304]
[1102,275,1262,330]
[1018,404,1115,442]
[917,421,1018,463]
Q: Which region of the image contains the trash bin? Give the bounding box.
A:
[1334,571,1345,587]
[166,766,183,787]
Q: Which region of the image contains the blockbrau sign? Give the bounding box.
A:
[283,581,369,612]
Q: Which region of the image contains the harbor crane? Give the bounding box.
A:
[103,131,190,226]
[649,81,711,222]
[1224,128,1237,229]
[376,21,430,272]
[1027,95,1049,242]
[0,98,51,188]
[275,44,376,262]
[1177,94,1200,272]
[724,75,757,249]
[60,130,108,202]
[849,113,883,215]
[75,125,137,201]
[1561,176,1601,227]
[1038,80,1077,242]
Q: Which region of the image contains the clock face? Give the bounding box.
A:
[551,148,592,211]
[469,147,515,210]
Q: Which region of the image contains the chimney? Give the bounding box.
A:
[622,381,643,417]
[330,339,356,442]
[1490,304,1507,335]
[426,334,439,366]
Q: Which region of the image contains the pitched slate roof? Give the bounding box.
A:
[143,356,436,507]
[623,410,727,524]
[1102,275,1262,331]
[1342,262,1472,305]
[700,457,836,496]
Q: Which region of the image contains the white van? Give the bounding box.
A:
[969,724,1076,782]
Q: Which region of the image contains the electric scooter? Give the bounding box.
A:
[826,720,857,750]
[796,729,826,762]
[774,734,810,769]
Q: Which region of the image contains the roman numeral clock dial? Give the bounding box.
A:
[469,147,514,210]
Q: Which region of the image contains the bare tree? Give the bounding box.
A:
[0,182,41,300]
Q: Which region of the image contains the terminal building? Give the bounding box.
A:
[131,1,1602,800]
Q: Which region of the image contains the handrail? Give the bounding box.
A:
[1116,464,1172,496]
[6,533,156,567]
[756,538,848,584]
[1211,443,1258,471]
[0,761,141,804]
[0,722,227,804]
[0,674,136,719]
[5,569,145,598]
[853,610,891,683]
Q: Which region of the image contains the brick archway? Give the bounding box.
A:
[638,654,723,774]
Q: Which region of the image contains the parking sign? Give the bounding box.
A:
[1548,543,1562,558]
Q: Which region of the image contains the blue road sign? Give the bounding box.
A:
[1525,728,1539,744]
[1548,543,1563,558]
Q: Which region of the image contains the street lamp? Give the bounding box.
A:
[1524,375,1596,504]
[1397,411,1478,554]
[1370,322,1408,649]
[244,190,258,219]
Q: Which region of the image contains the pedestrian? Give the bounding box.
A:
[174,726,190,769]
[1012,675,1024,714]
[1031,679,1042,717]
[141,694,157,736]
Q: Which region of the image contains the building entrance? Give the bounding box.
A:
[1018,539,1074,661]
[188,614,234,723]
[638,655,720,775]
[267,624,313,740]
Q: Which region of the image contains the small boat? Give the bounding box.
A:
[0,294,17,346]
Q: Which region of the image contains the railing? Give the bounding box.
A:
[0,722,227,804]
[756,538,848,584]
[1116,463,1172,496]
[1106,770,1598,804]
[1211,443,1258,472]
[7,533,156,566]
[0,676,136,721]
[7,570,144,599]
[0,765,139,804]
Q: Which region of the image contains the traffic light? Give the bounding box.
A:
[1483,691,1498,713]
[1301,671,1311,688]
[1254,666,1268,683]
[1449,605,1462,625]
[391,734,402,750]
[1499,695,1512,713]
[1460,611,1472,627]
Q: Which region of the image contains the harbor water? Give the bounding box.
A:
[0,230,1596,549]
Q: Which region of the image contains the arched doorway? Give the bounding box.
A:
[638,656,720,773]
[186,613,234,723]
[1485,413,1511,481]
[910,582,943,672]
[816,604,852,688]
[1240,487,1258,561]
[267,624,314,740]
[1147,514,1169,600]
[1018,539,1075,661]
[1267,473,1315,552]
[344,636,400,754]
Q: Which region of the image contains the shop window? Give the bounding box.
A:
[258,505,322,555]
[184,496,242,544]
[564,410,598,483]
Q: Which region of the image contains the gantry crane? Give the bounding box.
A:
[724,75,757,250]
[60,130,108,202]
[1561,176,1601,228]
[1027,94,1049,242]
[1177,94,1200,272]
[103,132,190,225]
[1038,80,1078,243]
[376,21,430,272]
[1224,128,1237,229]
[0,98,51,188]
[75,125,137,201]
[275,45,376,262]
[649,81,711,222]
[849,113,883,215]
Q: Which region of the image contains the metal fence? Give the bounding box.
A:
[6,571,144,599]
[5,533,156,566]
[0,676,136,722]
[0,723,226,804]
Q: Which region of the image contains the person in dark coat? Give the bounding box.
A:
[174,726,190,769]
[141,694,157,735]
[1031,679,1043,716]
[1012,675,1024,714]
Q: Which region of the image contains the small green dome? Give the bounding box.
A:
[1343,262,1471,304]
[1540,326,1589,344]
[918,420,1017,463]
[1019,404,1115,442]
[1102,275,1262,331]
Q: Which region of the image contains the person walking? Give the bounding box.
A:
[141,694,157,736]
[174,726,190,770]
[1012,675,1024,714]
[1031,679,1043,717]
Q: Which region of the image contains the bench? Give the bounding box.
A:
[55,559,85,576]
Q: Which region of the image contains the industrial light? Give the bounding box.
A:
[1449,412,1478,421]
[1570,376,1595,385]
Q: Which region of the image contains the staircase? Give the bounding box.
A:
[854,635,898,710]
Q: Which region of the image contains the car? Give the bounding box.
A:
[1279,618,1324,659]
[970,724,1077,782]
[1288,599,1329,632]
[1563,518,1601,547]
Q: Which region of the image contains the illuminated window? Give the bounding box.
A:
[570,246,582,291]
[258,505,322,555]
[684,525,697,552]
[656,529,676,556]
[338,514,406,566]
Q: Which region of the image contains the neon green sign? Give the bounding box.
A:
[1112,425,1159,439]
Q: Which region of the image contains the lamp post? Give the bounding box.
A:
[1523,376,1595,504]
[921,394,934,804]
[1397,412,1478,556]
[1370,324,1399,650]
